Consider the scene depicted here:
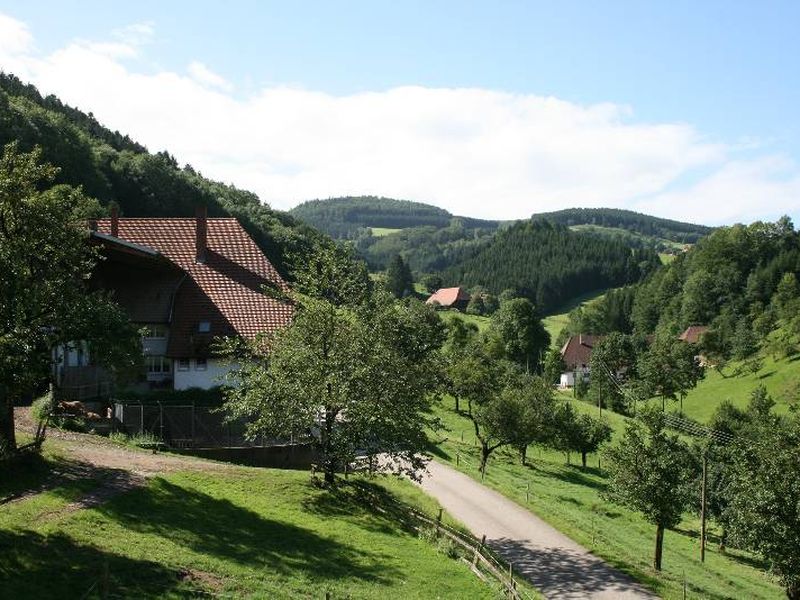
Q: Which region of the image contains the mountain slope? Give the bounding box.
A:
[0,73,323,278]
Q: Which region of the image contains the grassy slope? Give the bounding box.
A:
[371,227,403,237]
[431,396,783,600]
[671,353,799,423]
[439,310,491,333]
[0,445,495,599]
[542,288,609,347]
[569,224,686,251]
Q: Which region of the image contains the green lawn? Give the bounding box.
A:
[542,288,609,347]
[370,227,402,237]
[0,447,496,599]
[439,310,491,333]
[431,396,783,600]
[667,353,800,423]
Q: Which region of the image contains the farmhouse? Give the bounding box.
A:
[559,334,602,388]
[53,207,292,397]
[679,325,709,344]
[426,286,471,311]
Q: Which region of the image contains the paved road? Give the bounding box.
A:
[419,460,658,600]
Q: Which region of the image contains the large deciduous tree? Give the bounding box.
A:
[603,408,697,571]
[636,336,704,412]
[0,143,140,457]
[488,297,550,372]
[222,291,445,486]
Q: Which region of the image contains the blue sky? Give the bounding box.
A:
[0,1,798,224]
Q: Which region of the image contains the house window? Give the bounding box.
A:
[146,356,172,374]
[195,358,207,371]
[143,324,168,339]
[198,321,211,333]
[177,358,190,371]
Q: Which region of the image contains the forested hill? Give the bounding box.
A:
[0,73,323,277]
[444,220,661,314]
[531,208,713,244]
[290,196,500,239]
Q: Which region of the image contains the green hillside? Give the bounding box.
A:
[1,439,495,599]
[0,73,323,278]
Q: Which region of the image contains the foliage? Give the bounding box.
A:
[223,290,446,485]
[542,348,566,385]
[635,336,704,411]
[385,254,414,298]
[603,408,697,570]
[114,386,226,407]
[0,143,140,455]
[727,412,800,599]
[531,207,713,244]
[588,333,640,414]
[421,274,443,294]
[290,242,371,306]
[0,73,325,279]
[487,297,550,372]
[556,408,613,467]
[445,220,660,314]
[559,286,637,343]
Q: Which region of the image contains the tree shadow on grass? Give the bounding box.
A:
[302,479,419,538]
[488,536,661,599]
[0,529,189,599]
[98,478,398,586]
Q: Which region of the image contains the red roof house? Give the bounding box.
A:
[83,207,293,391]
[426,287,471,311]
[560,334,602,370]
[679,326,709,344]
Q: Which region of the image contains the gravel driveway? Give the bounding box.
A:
[419,460,658,600]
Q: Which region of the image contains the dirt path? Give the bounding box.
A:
[8,407,233,512]
[420,460,658,600]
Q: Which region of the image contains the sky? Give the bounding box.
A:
[0,1,798,225]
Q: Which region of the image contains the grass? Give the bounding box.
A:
[431,395,783,600]
[541,288,609,347]
[439,310,491,333]
[666,352,800,423]
[0,447,497,599]
[370,227,402,237]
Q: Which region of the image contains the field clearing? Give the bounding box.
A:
[431,396,783,600]
[542,288,608,346]
[662,353,799,423]
[370,227,402,237]
[0,436,496,599]
[439,310,491,333]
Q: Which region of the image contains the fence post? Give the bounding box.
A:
[525,482,529,503]
[436,508,443,536]
[139,403,144,436]
[191,401,196,447]
[456,453,460,467]
[158,401,164,447]
[473,534,486,567]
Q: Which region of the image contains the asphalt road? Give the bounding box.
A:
[419,460,658,600]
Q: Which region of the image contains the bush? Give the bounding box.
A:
[30,392,56,424]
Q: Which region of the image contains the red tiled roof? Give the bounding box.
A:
[426,287,471,307]
[96,218,292,357]
[679,325,708,344]
[560,334,602,370]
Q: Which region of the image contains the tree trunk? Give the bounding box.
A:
[653,523,665,571]
[786,580,800,600]
[718,528,727,555]
[479,443,491,477]
[519,445,527,466]
[455,396,460,413]
[321,401,336,487]
[581,451,587,468]
[0,395,16,456]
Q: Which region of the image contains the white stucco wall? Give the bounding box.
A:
[173,358,236,390]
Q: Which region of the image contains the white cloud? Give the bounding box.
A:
[0,11,797,225]
[188,61,233,92]
[0,13,32,57]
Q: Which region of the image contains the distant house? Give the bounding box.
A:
[679,325,709,344]
[52,207,293,397]
[559,334,602,388]
[425,287,471,311]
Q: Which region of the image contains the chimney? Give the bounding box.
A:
[110,205,119,237]
[195,205,207,263]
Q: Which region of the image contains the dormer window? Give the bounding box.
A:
[198,321,211,333]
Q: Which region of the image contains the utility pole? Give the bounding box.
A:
[700,452,707,563]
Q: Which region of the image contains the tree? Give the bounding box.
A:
[488,298,550,372]
[560,411,612,468]
[385,254,413,298]
[589,333,636,414]
[727,414,800,599]
[542,348,566,386]
[290,241,371,307]
[636,336,704,412]
[223,290,445,487]
[421,273,443,294]
[603,408,697,570]
[0,143,140,456]
[466,294,486,315]
[503,374,558,465]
